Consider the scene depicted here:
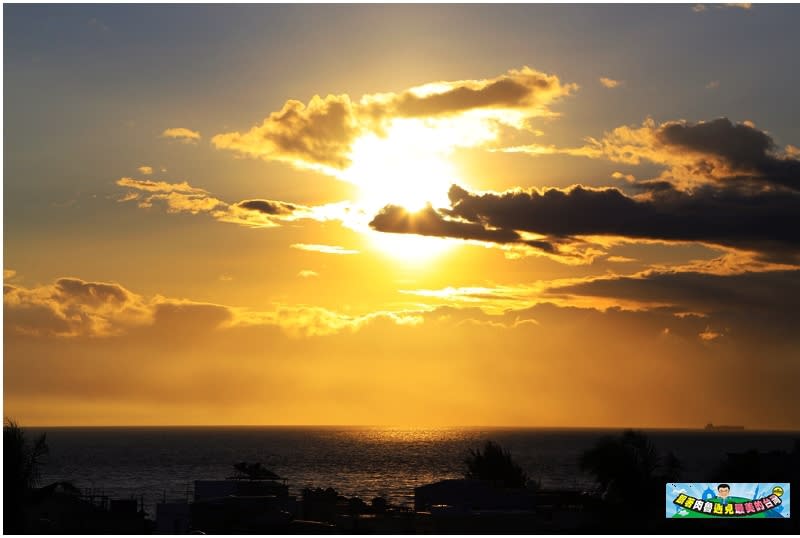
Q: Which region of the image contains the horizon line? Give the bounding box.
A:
[18,423,800,433]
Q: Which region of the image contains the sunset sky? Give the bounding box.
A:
[4,4,800,429]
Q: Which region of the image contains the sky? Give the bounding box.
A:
[3,4,800,428]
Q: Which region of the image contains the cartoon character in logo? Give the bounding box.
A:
[716,484,731,504]
[711,484,749,505]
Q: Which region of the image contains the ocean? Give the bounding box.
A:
[29,426,798,519]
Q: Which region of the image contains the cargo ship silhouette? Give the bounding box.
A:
[704,423,745,431]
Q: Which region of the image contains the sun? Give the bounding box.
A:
[344,119,460,213]
[340,118,466,261]
[335,112,514,262]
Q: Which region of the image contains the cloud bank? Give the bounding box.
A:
[504,117,800,192]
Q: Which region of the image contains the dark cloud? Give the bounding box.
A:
[545,269,800,345]
[234,199,299,215]
[448,184,642,235]
[463,118,800,260]
[444,182,800,262]
[512,117,800,193]
[659,118,772,169]
[656,118,800,190]
[549,270,800,318]
[368,177,800,262]
[394,78,530,117]
[369,204,556,253]
[390,67,573,118]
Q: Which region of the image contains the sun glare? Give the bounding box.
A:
[366,230,456,264]
[338,113,519,262]
[340,118,476,262]
[344,119,460,213]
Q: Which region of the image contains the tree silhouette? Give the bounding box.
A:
[579,430,681,529]
[464,440,529,488]
[4,418,49,533]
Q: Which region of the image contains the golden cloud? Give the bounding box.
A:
[212,66,576,173]
[116,177,207,194]
[699,326,723,341]
[231,305,424,338]
[212,94,360,171]
[290,243,359,255]
[599,77,622,89]
[161,127,201,142]
[4,277,152,337]
[116,177,323,229]
[4,275,424,339]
